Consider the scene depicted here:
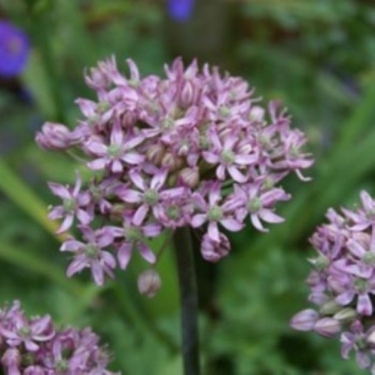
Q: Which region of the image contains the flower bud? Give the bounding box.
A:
[313,317,340,338]
[309,254,330,271]
[137,270,161,298]
[180,81,194,107]
[319,300,342,315]
[35,123,75,151]
[290,309,319,332]
[179,167,199,188]
[2,348,21,375]
[333,307,357,323]
[237,140,253,155]
[161,153,181,171]
[146,144,165,165]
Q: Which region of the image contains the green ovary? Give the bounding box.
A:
[18,326,31,337]
[85,244,99,258]
[354,278,368,294]
[363,252,375,265]
[208,205,223,221]
[125,227,142,242]
[144,189,159,205]
[108,144,122,157]
[221,150,235,164]
[247,198,262,213]
[63,198,76,212]
[167,205,180,220]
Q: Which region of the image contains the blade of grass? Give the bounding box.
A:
[0,160,60,238]
[0,241,83,297]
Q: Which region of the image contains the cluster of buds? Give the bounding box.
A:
[0,301,117,375]
[36,56,312,287]
[291,191,375,373]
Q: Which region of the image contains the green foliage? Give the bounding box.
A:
[1,0,375,373]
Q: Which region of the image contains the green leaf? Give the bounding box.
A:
[0,160,59,238]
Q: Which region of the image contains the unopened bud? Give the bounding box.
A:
[162,153,182,171]
[138,270,161,298]
[1,348,21,371]
[237,141,253,155]
[290,309,319,332]
[313,317,341,338]
[147,144,165,165]
[320,300,342,315]
[179,167,199,188]
[35,123,76,151]
[180,81,194,107]
[309,254,330,271]
[333,307,357,323]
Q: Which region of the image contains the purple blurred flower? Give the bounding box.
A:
[0,301,118,375]
[0,21,30,78]
[48,174,93,234]
[291,191,375,372]
[61,226,116,285]
[167,0,195,22]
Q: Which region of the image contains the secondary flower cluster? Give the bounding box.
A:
[36,56,312,286]
[291,191,375,373]
[0,300,117,375]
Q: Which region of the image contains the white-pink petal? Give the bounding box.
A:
[118,243,133,269]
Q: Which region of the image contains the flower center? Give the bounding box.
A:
[108,144,122,158]
[363,252,375,265]
[85,244,99,258]
[144,189,159,205]
[354,278,368,294]
[97,101,109,112]
[63,198,76,212]
[314,255,330,271]
[125,227,142,242]
[221,150,235,164]
[55,359,69,372]
[18,326,31,338]
[161,118,174,130]
[258,135,271,149]
[90,185,101,200]
[219,106,230,118]
[290,146,300,158]
[247,198,262,213]
[167,205,180,220]
[208,205,223,221]
[262,177,274,190]
[128,79,139,88]
[199,136,210,150]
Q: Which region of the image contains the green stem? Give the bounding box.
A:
[25,0,66,122]
[173,227,201,375]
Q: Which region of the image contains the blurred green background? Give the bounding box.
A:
[1,0,375,374]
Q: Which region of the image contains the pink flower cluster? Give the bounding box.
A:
[36,57,312,286]
[0,301,117,375]
[291,191,375,373]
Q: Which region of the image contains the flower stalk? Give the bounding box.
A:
[173,227,201,375]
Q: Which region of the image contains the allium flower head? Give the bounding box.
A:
[0,301,118,375]
[291,191,375,373]
[0,21,30,78]
[36,56,312,287]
